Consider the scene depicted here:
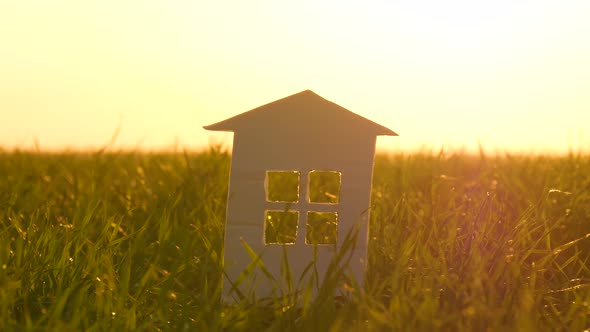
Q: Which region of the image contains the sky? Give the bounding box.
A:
[1,1,589,154]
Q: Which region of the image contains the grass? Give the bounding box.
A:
[0,147,589,330]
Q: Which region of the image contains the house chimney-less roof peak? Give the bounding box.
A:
[204,90,398,136]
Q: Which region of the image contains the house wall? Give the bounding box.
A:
[222,128,378,299]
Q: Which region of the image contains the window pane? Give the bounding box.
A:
[308,170,341,204]
[264,210,299,245]
[305,211,338,245]
[266,171,300,203]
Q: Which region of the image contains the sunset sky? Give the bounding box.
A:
[1,1,589,153]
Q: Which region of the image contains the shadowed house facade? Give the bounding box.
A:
[204,90,397,299]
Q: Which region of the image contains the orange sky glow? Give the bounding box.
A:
[1,1,589,154]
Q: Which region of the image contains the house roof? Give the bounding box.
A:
[203,90,398,136]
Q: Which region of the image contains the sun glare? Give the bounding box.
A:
[0,1,589,153]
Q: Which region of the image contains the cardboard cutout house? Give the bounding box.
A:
[204,90,397,300]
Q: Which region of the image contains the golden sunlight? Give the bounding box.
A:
[1,1,589,153]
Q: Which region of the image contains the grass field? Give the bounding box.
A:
[0,147,589,331]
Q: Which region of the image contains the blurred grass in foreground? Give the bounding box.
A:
[0,147,589,331]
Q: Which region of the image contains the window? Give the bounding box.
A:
[305,211,338,245]
[308,171,341,204]
[264,210,298,245]
[266,171,300,203]
[264,170,342,245]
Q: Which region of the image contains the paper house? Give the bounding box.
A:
[204,90,397,300]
